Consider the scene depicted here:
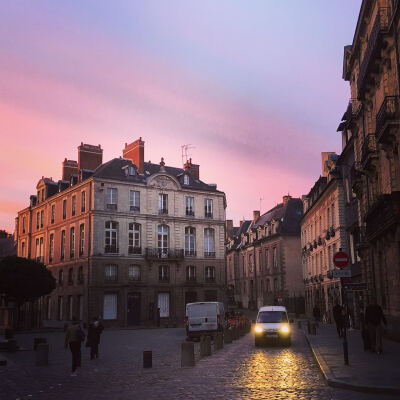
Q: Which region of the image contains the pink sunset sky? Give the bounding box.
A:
[0,1,361,232]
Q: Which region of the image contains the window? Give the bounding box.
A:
[71,196,76,216]
[36,212,40,229]
[61,230,66,260]
[158,293,170,317]
[159,265,170,282]
[327,208,330,229]
[128,223,141,254]
[46,297,51,320]
[79,224,84,256]
[62,199,67,219]
[35,238,39,261]
[205,266,216,281]
[58,296,63,320]
[273,247,277,268]
[105,264,117,281]
[40,210,44,228]
[51,205,55,224]
[78,295,83,320]
[320,252,323,272]
[185,227,196,256]
[332,243,337,260]
[204,290,217,301]
[158,193,168,214]
[21,241,25,258]
[273,278,279,292]
[129,190,140,211]
[157,225,169,256]
[68,268,74,285]
[265,249,269,271]
[183,175,189,185]
[204,199,213,218]
[105,221,118,253]
[81,191,86,212]
[41,189,45,202]
[331,203,335,227]
[103,294,117,320]
[58,269,64,286]
[204,228,215,257]
[78,266,84,283]
[328,246,332,269]
[266,279,270,293]
[49,233,54,263]
[185,196,194,216]
[22,216,26,233]
[70,227,75,258]
[106,188,118,210]
[186,265,196,281]
[128,265,141,281]
[37,191,40,203]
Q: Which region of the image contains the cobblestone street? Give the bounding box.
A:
[1,328,397,400]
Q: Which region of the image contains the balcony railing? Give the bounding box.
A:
[365,191,400,241]
[205,276,216,282]
[204,251,216,258]
[128,246,142,255]
[186,209,195,216]
[145,248,184,260]
[184,250,196,257]
[376,96,399,143]
[205,212,213,219]
[357,8,390,96]
[158,208,168,215]
[361,133,377,169]
[104,245,119,254]
[186,276,197,282]
[130,205,140,212]
[106,203,117,210]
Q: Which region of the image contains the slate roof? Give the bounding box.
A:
[93,158,221,192]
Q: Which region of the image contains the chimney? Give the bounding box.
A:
[240,220,243,227]
[282,195,291,205]
[253,210,260,222]
[62,158,78,181]
[226,220,233,236]
[123,138,144,174]
[321,152,335,177]
[183,158,199,180]
[78,143,103,171]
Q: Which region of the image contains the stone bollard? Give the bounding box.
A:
[35,343,49,366]
[143,350,152,368]
[224,329,232,344]
[200,335,211,357]
[297,320,302,329]
[181,342,195,367]
[215,332,223,351]
[311,323,317,335]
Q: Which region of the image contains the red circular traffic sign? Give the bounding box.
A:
[333,251,349,269]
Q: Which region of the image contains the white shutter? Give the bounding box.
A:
[104,294,117,319]
[158,293,170,317]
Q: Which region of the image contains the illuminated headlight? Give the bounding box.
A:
[254,325,264,334]
[280,324,290,334]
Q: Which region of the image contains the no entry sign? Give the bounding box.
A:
[333,251,349,269]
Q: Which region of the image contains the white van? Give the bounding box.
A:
[254,306,292,347]
[185,302,226,339]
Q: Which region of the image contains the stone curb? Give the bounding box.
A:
[302,330,400,395]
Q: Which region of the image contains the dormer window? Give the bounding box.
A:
[184,175,189,185]
[129,166,135,176]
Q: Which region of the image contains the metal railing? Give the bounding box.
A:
[361,133,377,167]
[104,245,119,254]
[128,246,142,255]
[145,248,184,260]
[376,96,399,142]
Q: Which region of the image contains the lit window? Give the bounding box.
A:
[184,175,189,185]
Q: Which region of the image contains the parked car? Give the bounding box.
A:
[185,302,226,340]
[253,305,292,347]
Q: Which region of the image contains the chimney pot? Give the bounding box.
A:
[184,158,200,179]
[253,210,260,222]
[123,138,145,174]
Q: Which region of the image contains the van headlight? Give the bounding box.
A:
[280,324,290,334]
[254,325,264,334]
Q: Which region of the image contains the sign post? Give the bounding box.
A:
[333,249,350,366]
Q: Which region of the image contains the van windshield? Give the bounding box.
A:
[257,311,288,323]
[187,303,217,317]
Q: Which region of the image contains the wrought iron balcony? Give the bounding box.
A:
[128,246,142,255]
[184,250,196,257]
[365,191,400,241]
[130,205,140,212]
[204,251,216,258]
[357,8,390,97]
[104,245,119,254]
[186,209,195,216]
[145,248,184,260]
[205,212,213,219]
[158,208,168,215]
[376,96,400,144]
[361,134,378,169]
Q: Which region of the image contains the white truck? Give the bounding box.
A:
[185,302,226,339]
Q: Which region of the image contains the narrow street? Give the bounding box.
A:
[1,328,396,399]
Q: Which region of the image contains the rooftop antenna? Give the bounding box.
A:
[259,197,263,212]
[181,144,195,167]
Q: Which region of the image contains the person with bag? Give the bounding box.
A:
[65,316,85,376]
[87,316,104,360]
[365,299,387,354]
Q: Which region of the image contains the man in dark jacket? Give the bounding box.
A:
[87,317,104,360]
[365,300,387,354]
[65,316,85,376]
[333,303,344,338]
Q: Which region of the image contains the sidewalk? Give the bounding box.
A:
[301,322,400,394]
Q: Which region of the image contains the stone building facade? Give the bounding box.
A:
[341,0,400,339]
[301,153,350,322]
[226,196,304,314]
[15,139,226,327]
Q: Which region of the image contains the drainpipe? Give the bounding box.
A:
[87,180,93,325]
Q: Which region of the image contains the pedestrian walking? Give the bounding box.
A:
[65,316,85,376]
[87,316,104,360]
[365,300,387,354]
[312,305,321,326]
[333,303,344,338]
